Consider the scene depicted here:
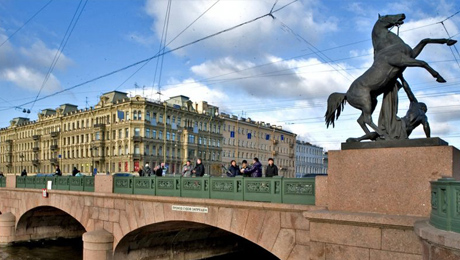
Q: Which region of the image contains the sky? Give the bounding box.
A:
[0,0,459,151]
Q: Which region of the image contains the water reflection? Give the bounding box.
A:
[0,238,83,260]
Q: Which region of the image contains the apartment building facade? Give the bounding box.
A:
[220,114,297,178]
[295,140,327,177]
[0,91,224,175]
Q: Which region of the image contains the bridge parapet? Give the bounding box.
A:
[112,175,315,205]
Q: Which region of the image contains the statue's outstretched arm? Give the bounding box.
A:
[399,75,418,103]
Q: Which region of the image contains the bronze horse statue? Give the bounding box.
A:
[325,13,456,139]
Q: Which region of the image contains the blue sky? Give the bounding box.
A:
[0,0,459,150]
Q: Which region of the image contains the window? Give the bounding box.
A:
[166,132,170,140]
[167,116,170,124]
[172,133,176,141]
[125,128,129,138]
[159,131,163,139]
[126,111,130,120]
[152,130,156,139]
[118,129,122,139]
[133,111,137,120]
[146,111,151,121]
[188,134,195,143]
[134,144,140,155]
[146,129,150,138]
[177,117,181,126]
[159,114,163,123]
[138,111,142,120]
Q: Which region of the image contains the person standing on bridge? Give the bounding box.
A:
[182,160,192,177]
[192,158,205,177]
[55,165,62,176]
[265,158,278,177]
[21,169,27,176]
[241,157,262,177]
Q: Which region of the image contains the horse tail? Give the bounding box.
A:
[325,92,347,128]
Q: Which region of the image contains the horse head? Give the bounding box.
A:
[377,13,405,29]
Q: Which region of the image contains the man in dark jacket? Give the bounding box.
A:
[155,163,164,177]
[227,160,240,177]
[72,167,80,176]
[265,158,278,177]
[192,158,205,177]
[241,157,262,177]
[55,165,62,176]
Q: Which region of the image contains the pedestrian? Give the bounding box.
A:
[192,158,205,177]
[21,169,27,176]
[227,160,239,177]
[138,166,144,177]
[55,165,62,176]
[155,163,164,177]
[144,163,152,176]
[72,167,80,176]
[182,160,192,177]
[265,158,278,177]
[241,160,250,177]
[241,157,262,177]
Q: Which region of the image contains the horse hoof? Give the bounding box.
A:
[447,39,457,46]
[437,77,447,83]
[346,138,359,143]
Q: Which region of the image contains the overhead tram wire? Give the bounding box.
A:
[0,0,53,48]
[151,0,173,100]
[29,0,88,113]
[1,1,298,112]
[115,0,221,92]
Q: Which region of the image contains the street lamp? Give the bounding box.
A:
[19,153,24,176]
[90,146,97,175]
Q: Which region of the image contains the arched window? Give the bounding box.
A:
[133,111,138,120]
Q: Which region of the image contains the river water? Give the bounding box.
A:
[0,238,83,260]
[0,238,278,259]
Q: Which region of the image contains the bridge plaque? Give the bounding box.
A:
[172,205,208,213]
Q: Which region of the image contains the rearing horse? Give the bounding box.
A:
[325,13,456,138]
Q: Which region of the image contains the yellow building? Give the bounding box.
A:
[0,91,224,175]
[220,114,297,177]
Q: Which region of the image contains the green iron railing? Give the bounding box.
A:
[113,176,315,205]
[430,177,460,232]
[0,177,6,187]
[16,176,94,192]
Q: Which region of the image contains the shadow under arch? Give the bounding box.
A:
[114,220,279,260]
[15,206,86,242]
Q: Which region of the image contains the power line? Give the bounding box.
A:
[1,6,281,112]
[0,0,53,48]
[29,0,88,112]
[116,0,222,92]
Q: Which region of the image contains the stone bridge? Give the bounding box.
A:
[0,176,317,260]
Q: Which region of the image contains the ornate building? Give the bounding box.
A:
[0,91,223,175]
[0,91,298,177]
[220,114,297,178]
[295,140,327,177]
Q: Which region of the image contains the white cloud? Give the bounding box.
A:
[1,66,61,92]
[0,29,71,93]
[142,0,338,57]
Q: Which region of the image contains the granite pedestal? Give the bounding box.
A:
[325,139,460,217]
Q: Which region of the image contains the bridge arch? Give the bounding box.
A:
[113,220,278,260]
[15,206,86,241]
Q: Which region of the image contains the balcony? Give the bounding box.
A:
[289,143,294,148]
[33,147,40,152]
[133,153,141,160]
[50,131,59,138]
[273,139,279,145]
[133,136,142,143]
[50,144,58,150]
[32,135,41,141]
[93,124,106,130]
[272,150,278,156]
[32,159,40,165]
[5,139,12,144]
[50,158,58,164]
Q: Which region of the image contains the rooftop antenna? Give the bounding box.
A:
[85,97,89,109]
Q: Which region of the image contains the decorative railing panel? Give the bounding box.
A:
[430,177,460,232]
[0,177,6,187]
[112,176,315,205]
